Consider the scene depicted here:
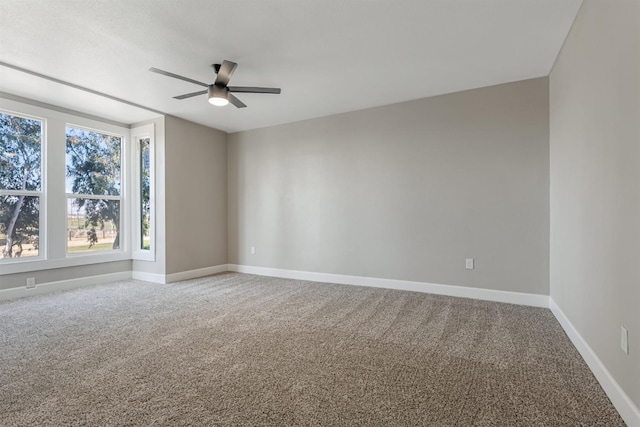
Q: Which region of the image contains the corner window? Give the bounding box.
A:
[0,111,43,260]
[132,124,154,261]
[65,125,123,254]
[139,137,151,250]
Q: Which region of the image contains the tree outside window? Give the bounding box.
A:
[66,126,122,253]
[139,137,151,250]
[0,112,42,259]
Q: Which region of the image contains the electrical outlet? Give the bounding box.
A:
[26,277,36,289]
[465,258,474,269]
[621,326,629,354]
[250,246,256,255]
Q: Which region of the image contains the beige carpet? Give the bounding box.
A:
[0,272,624,426]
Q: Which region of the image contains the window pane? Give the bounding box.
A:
[66,126,121,195]
[0,112,42,191]
[1,195,39,259]
[140,137,151,250]
[67,198,120,253]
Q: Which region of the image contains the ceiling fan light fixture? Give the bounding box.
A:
[208,85,229,106]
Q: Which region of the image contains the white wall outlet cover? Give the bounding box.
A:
[465,259,474,269]
[621,326,629,354]
[250,246,256,255]
[26,277,36,289]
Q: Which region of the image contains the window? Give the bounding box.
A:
[65,125,123,254]
[132,123,155,261]
[0,97,152,275]
[0,111,43,260]
[139,137,151,250]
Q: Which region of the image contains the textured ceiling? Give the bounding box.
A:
[0,0,582,133]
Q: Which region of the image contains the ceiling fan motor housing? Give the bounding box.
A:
[209,84,228,96]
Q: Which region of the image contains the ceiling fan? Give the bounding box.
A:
[149,60,281,108]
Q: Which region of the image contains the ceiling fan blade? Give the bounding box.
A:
[173,90,207,100]
[228,93,247,108]
[214,60,238,86]
[228,86,281,94]
[149,67,209,87]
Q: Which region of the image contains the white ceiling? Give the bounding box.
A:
[0,0,582,133]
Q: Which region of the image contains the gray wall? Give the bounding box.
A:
[228,78,550,294]
[550,0,640,409]
[165,116,228,275]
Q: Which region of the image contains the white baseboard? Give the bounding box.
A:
[131,271,166,284]
[131,264,229,284]
[550,299,640,427]
[165,264,229,284]
[0,271,132,302]
[227,264,549,308]
[3,263,547,307]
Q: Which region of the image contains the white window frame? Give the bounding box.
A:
[0,108,46,264]
[0,97,135,276]
[64,123,127,258]
[131,123,155,261]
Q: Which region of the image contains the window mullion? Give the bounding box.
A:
[65,194,121,201]
[0,190,43,196]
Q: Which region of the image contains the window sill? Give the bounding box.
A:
[0,251,132,275]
